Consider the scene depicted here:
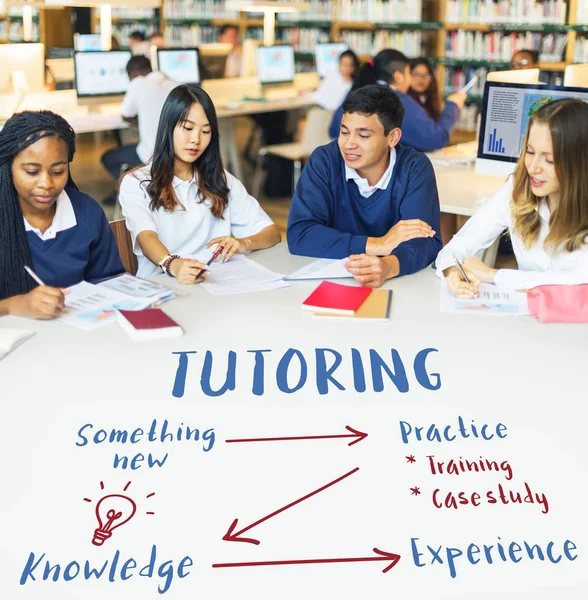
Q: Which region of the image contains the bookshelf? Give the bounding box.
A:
[0,4,40,43]
[101,0,585,131]
[93,6,161,49]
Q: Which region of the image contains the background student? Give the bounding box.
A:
[100,56,179,204]
[314,49,360,110]
[287,85,441,288]
[119,85,281,282]
[218,25,242,78]
[511,49,540,70]
[329,49,466,152]
[437,99,588,297]
[0,111,124,319]
[408,58,442,121]
[128,30,149,56]
[148,31,165,49]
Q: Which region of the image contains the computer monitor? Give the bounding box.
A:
[486,68,541,84]
[74,33,102,52]
[314,43,348,78]
[74,50,132,104]
[476,81,588,177]
[157,48,200,84]
[564,64,588,88]
[256,45,295,84]
[0,43,45,94]
[199,43,232,80]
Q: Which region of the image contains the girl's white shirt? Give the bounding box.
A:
[436,177,588,289]
[119,165,275,278]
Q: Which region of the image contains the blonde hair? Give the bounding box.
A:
[511,98,588,253]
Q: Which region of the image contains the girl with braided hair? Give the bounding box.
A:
[0,110,124,319]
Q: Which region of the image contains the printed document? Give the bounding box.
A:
[192,250,288,296]
[440,282,529,316]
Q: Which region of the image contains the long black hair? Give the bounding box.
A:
[0,110,76,300]
[144,84,229,219]
[408,58,441,121]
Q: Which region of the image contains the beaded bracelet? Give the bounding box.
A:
[161,254,180,277]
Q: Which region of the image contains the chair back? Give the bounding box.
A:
[301,107,334,155]
[109,219,138,276]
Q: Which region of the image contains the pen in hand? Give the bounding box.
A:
[24,265,46,287]
[195,245,224,280]
[452,253,478,297]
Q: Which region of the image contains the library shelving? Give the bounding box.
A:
[0,5,40,43]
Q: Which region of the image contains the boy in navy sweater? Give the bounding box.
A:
[287,85,442,288]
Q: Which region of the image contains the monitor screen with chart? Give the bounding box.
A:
[157,48,200,84]
[74,50,132,97]
[476,81,588,177]
[256,45,295,84]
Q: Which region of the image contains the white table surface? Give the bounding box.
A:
[1,243,587,600]
[1,243,585,353]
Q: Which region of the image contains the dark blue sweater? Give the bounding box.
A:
[286,142,442,277]
[329,90,459,152]
[27,188,124,288]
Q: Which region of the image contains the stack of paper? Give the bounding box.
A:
[301,281,392,321]
[60,281,154,331]
[193,250,288,296]
[60,275,180,331]
[100,274,177,304]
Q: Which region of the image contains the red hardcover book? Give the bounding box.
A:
[301,281,372,315]
[118,309,183,341]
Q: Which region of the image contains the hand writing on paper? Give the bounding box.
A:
[443,265,480,298]
[346,255,399,288]
[169,258,209,284]
[11,286,69,319]
[367,219,435,256]
[207,235,249,263]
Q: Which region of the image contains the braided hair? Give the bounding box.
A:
[0,110,77,300]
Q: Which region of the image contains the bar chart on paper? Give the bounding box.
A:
[487,128,505,154]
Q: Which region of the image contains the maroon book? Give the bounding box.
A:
[118,309,183,340]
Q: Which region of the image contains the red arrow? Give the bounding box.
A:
[223,467,359,545]
[225,425,368,447]
[212,548,401,573]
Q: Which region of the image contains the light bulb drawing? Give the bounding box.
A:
[83,481,155,547]
[92,493,137,546]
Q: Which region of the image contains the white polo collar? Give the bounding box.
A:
[345,148,397,198]
[23,189,76,241]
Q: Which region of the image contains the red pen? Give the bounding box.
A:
[195,245,224,280]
